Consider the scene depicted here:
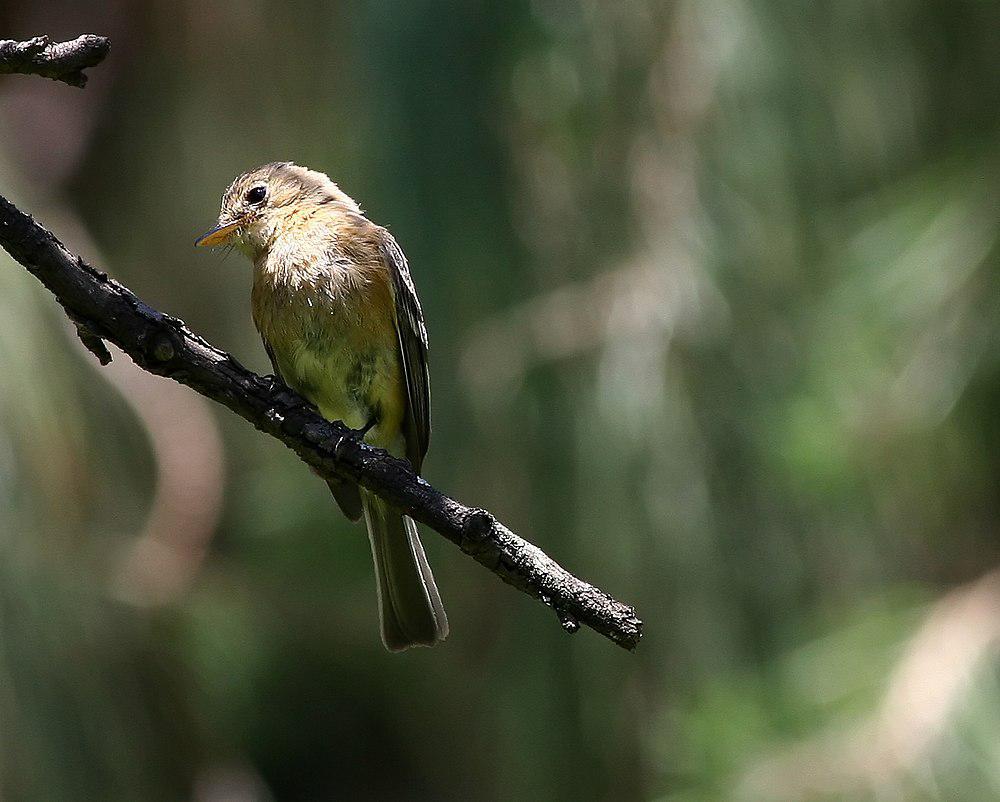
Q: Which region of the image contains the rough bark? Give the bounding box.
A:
[0,35,110,87]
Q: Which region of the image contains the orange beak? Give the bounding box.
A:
[194,219,243,247]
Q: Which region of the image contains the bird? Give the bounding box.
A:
[195,162,447,651]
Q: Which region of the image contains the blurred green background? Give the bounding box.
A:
[1,1,999,800]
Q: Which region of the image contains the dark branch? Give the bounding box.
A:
[0,35,110,87]
[0,196,643,650]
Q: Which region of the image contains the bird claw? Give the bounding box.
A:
[263,375,315,412]
[261,373,287,393]
[344,418,377,443]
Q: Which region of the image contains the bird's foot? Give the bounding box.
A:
[326,418,377,459]
[261,373,288,393]
[262,375,314,411]
[345,417,377,442]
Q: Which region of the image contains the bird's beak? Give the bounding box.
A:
[194,219,243,247]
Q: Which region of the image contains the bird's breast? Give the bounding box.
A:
[250,255,405,450]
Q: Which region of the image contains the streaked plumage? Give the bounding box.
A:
[197,162,447,651]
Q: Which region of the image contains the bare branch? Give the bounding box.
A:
[0,195,643,650]
[0,35,110,87]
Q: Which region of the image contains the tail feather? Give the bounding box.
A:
[362,490,448,651]
[326,477,362,522]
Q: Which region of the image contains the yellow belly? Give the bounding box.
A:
[252,285,406,454]
[280,333,406,454]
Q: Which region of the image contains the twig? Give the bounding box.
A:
[0,35,110,87]
[0,196,643,650]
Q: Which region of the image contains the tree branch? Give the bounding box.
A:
[0,35,110,87]
[0,196,643,650]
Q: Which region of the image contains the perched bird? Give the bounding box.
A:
[196,162,447,651]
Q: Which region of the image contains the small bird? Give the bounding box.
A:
[196,162,447,651]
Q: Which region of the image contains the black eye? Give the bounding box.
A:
[245,186,266,205]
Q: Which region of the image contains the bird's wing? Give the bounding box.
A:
[262,337,282,377]
[379,229,431,471]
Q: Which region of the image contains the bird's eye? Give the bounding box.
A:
[245,186,267,205]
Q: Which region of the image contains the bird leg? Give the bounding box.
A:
[346,416,378,441]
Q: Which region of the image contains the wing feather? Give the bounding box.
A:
[379,230,431,470]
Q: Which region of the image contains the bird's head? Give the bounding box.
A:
[195,162,360,257]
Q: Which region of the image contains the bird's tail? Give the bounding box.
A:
[362,490,448,651]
